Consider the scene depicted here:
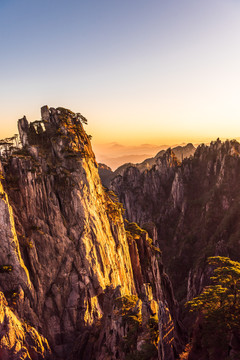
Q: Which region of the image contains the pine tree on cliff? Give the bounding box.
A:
[187,256,240,357]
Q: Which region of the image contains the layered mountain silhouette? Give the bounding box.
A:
[98,143,196,187]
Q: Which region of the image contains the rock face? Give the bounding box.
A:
[0,106,183,359]
[111,139,240,301]
[97,163,113,188]
[0,291,50,360]
[111,149,181,227]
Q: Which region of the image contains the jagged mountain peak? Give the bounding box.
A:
[17,105,95,165]
[0,106,184,360]
[154,143,195,162]
[111,137,240,303]
[193,138,240,160]
[98,143,196,188]
[98,162,112,171]
[156,148,181,166]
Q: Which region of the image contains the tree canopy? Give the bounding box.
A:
[188,257,240,322]
[187,256,240,357]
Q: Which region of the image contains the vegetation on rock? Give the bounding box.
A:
[104,188,125,222]
[186,256,240,358]
[114,295,159,360]
[0,105,182,360]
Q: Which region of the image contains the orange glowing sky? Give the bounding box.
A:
[1,0,240,168]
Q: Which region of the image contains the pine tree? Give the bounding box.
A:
[187,256,240,356]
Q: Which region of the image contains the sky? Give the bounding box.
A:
[1,0,240,166]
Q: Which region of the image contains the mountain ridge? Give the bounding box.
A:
[99,143,196,188]
[111,138,240,300]
[0,106,183,360]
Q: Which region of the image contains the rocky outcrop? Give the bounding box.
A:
[98,163,113,187]
[0,291,50,360]
[111,139,240,301]
[153,144,195,165]
[111,149,181,225]
[0,164,31,297]
[0,106,183,359]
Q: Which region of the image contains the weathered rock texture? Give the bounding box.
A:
[111,139,240,301]
[0,106,183,359]
[0,291,50,360]
[111,139,240,359]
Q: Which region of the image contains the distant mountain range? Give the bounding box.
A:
[98,143,196,187]
[94,142,169,170]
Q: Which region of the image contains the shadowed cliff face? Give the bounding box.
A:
[0,106,183,360]
[111,139,240,301]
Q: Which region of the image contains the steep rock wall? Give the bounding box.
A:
[0,106,183,359]
[0,291,50,360]
[111,139,240,300]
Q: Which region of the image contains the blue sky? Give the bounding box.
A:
[1,0,240,155]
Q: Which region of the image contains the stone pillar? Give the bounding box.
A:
[41,105,50,122]
[18,116,29,147]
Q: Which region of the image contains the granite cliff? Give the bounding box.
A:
[111,139,240,299]
[0,106,183,359]
[111,139,240,358]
